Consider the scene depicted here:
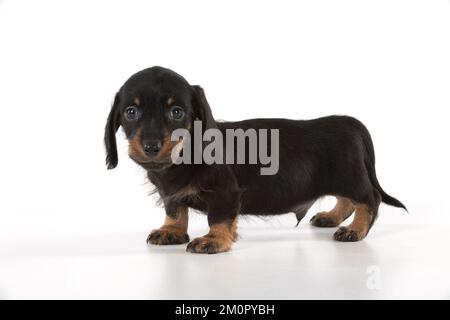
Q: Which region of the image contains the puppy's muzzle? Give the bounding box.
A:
[143,139,162,157]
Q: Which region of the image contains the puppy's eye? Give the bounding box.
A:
[170,106,184,120]
[124,106,139,121]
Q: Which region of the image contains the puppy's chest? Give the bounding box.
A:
[169,185,207,211]
[150,175,205,210]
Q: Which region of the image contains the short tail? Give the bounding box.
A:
[362,129,408,211]
[377,185,407,211]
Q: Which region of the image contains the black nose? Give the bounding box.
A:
[143,141,162,156]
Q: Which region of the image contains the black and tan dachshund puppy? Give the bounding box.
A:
[104,66,406,254]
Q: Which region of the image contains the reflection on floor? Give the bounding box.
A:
[0,209,449,299]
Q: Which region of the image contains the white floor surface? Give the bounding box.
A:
[1,205,449,300]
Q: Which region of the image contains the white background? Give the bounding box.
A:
[0,0,449,299]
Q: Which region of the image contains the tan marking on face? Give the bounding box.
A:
[154,135,182,161]
[128,128,183,164]
[128,127,147,160]
[133,97,140,106]
[167,97,175,107]
[171,138,184,159]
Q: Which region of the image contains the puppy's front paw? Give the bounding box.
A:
[333,226,366,242]
[186,236,232,254]
[147,228,189,245]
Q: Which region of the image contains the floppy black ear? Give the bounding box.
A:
[192,85,217,130]
[104,92,121,169]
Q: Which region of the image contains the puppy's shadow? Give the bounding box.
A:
[146,243,189,255]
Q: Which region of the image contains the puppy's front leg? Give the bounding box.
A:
[147,206,190,245]
[186,217,238,254]
[186,193,240,254]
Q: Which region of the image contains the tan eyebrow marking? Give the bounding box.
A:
[133,97,140,106]
[167,97,175,107]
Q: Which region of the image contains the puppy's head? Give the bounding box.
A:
[104,66,216,171]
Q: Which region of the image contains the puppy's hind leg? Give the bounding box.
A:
[310,197,354,228]
[333,182,382,241]
[333,202,374,242]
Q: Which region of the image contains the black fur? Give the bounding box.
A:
[104,66,406,248]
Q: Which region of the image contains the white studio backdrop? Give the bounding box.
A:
[0,0,449,275]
